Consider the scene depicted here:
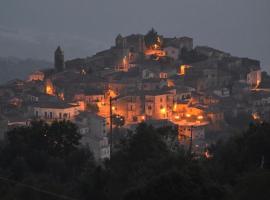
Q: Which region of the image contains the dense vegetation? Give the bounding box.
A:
[144,28,160,48]
[0,121,269,200]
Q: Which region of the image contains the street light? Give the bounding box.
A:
[197,115,203,120]
[189,125,193,157]
[186,113,191,118]
[109,96,120,154]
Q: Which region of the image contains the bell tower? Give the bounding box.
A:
[54,46,65,72]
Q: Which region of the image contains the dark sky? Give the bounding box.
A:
[0,0,269,71]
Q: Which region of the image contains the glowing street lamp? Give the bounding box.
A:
[160,108,166,114]
[186,113,191,118]
[197,115,203,120]
[141,115,145,121]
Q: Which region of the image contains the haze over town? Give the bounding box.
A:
[0,0,269,72]
[0,1,270,200]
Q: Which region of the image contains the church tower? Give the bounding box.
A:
[115,34,123,48]
[54,46,65,72]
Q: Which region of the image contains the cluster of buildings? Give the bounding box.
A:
[0,30,269,159]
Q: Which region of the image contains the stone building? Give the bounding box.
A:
[115,34,146,53]
[163,36,193,54]
[27,71,45,82]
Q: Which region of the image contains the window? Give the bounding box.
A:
[148,106,152,110]
[160,98,163,102]
[45,112,47,118]
[133,116,138,122]
[49,112,53,119]
[35,111,38,117]
[59,113,62,119]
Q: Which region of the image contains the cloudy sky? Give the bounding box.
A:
[0,0,269,71]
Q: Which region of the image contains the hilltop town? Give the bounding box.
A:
[1,29,270,161]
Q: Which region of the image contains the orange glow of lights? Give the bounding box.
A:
[173,104,177,111]
[112,106,116,111]
[144,49,166,57]
[46,85,54,95]
[123,56,128,65]
[58,92,64,100]
[108,89,117,98]
[255,79,261,89]
[197,115,203,120]
[160,108,166,114]
[252,113,260,120]
[167,80,175,87]
[141,116,145,121]
[179,65,191,75]
[186,113,191,118]
[204,150,212,159]
[175,115,180,120]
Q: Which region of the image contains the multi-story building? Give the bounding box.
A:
[144,90,175,120]
[33,101,81,122]
[76,112,110,161]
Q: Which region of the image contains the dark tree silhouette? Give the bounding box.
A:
[144,28,160,48]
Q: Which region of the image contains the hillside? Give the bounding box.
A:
[0,57,52,84]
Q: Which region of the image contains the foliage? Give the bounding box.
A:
[0,121,269,200]
[0,120,95,200]
[112,114,125,127]
[144,28,160,48]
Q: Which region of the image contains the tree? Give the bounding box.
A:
[144,28,160,48]
[0,120,95,200]
[112,114,125,127]
[229,169,270,200]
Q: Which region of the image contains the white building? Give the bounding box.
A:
[213,88,230,98]
[76,112,110,161]
[33,101,81,121]
[27,71,45,82]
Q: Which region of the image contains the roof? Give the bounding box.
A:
[33,101,78,109]
[84,89,104,96]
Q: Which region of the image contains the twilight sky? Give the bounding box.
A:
[0,0,269,71]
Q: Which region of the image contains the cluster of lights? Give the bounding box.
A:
[160,108,166,114]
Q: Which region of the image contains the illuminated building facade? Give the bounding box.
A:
[27,71,45,82]
[33,101,81,122]
[247,70,261,88]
